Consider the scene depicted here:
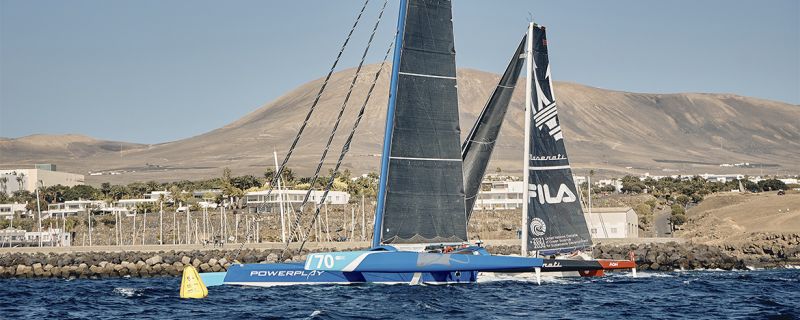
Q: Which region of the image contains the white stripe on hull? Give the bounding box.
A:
[224,279,473,287]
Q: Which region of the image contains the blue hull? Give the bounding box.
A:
[222,263,477,286]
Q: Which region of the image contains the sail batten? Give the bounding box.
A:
[524,24,592,255]
[378,0,468,245]
[462,35,528,220]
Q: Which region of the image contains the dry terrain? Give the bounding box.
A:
[679,191,800,244]
[1,64,798,185]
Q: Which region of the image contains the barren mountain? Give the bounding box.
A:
[1,64,798,185]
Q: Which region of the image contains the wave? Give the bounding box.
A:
[113,287,143,297]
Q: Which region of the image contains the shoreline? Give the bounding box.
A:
[1,237,797,279]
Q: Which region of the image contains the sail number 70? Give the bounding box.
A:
[310,254,335,269]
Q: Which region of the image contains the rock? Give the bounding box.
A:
[146,255,163,266]
[181,256,191,265]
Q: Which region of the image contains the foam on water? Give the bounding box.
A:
[113,287,142,297]
[0,270,797,319]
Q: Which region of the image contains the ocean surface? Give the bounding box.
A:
[0,269,798,319]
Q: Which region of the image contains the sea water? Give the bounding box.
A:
[0,269,797,319]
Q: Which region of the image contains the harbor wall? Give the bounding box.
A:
[0,235,798,279]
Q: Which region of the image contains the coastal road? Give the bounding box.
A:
[654,208,672,238]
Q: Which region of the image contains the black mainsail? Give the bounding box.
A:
[376,0,468,244]
[523,24,591,254]
[462,35,527,220]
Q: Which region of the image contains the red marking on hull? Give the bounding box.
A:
[598,260,636,269]
[579,269,604,277]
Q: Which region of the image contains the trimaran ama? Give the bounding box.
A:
[187,0,634,289]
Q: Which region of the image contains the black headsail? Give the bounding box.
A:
[524,24,591,255]
[378,0,468,244]
[462,34,527,220]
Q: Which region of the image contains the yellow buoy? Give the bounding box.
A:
[180,266,208,299]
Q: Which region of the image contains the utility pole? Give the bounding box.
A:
[35,188,43,247]
[115,211,120,245]
[132,211,136,246]
[186,204,190,245]
[142,209,147,245]
[361,195,366,241]
[173,208,177,245]
[325,202,331,242]
[235,213,239,243]
[350,206,355,241]
[275,150,287,243]
[159,201,164,245]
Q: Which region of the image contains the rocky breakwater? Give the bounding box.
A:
[0,249,300,279]
[719,233,800,268]
[487,242,747,271]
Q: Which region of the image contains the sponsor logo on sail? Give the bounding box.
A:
[531,61,562,141]
[530,218,547,236]
[529,183,577,204]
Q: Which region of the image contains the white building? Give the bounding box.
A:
[0,203,27,220]
[699,173,746,183]
[474,181,525,210]
[0,228,71,247]
[596,179,623,193]
[44,200,105,218]
[245,189,350,214]
[584,207,639,239]
[779,178,798,185]
[0,165,84,193]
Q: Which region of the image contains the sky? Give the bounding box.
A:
[1,0,798,144]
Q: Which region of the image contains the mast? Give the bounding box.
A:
[521,22,534,256]
[373,0,407,248]
[524,23,592,255]
[274,150,286,243]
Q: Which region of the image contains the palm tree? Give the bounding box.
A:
[0,176,7,195]
[16,173,25,191]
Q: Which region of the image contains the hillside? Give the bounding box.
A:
[1,64,798,184]
[679,191,800,244]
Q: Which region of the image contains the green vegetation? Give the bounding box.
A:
[613,175,791,230]
[0,166,379,213]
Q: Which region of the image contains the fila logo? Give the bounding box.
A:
[529,183,577,204]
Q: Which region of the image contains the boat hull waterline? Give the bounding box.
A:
[196,247,635,287]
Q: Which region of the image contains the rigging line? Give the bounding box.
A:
[230,0,370,264]
[294,0,388,219]
[282,0,391,259]
[293,39,394,258]
[256,0,371,215]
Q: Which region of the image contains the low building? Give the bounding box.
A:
[474,181,525,210]
[584,207,639,239]
[0,228,71,247]
[596,179,623,193]
[0,203,27,220]
[44,200,105,218]
[0,165,84,193]
[245,189,350,214]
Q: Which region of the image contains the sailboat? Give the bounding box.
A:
[517,22,635,276]
[195,0,544,287]
[190,0,633,289]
